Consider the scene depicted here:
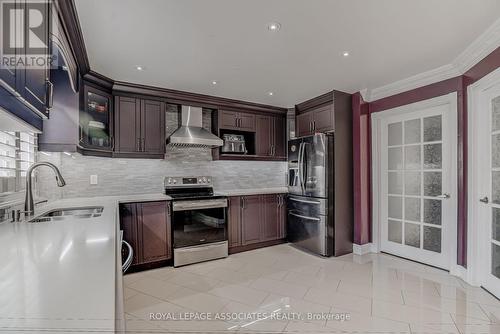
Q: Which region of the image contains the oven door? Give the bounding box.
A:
[172,198,227,248]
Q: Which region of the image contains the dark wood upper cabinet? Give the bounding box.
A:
[141,99,166,154]
[219,110,256,132]
[296,112,313,137]
[256,115,272,156]
[255,115,286,158]
[241,195,262,245]
[114,96,165,158]
[295,90,348,137]
[119,201,172,270]
[312,104,334,133]
[115,97,140,153]
[0,0,52,119]
[273,116,286,158]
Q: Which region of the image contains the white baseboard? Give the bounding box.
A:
[353,243,377,255]
[449,264,470,284]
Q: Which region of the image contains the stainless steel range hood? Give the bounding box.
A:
[166,106,223,148]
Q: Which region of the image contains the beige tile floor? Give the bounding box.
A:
[123,244,500,333]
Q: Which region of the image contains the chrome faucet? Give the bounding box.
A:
[24,162,66,217]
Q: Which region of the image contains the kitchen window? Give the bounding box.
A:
[0,131,37,202]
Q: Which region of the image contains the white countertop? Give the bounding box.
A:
[0,193,170,332]
[216,187,288,196]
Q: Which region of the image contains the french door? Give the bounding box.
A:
[473,72,500,297]
[377,95,457,269]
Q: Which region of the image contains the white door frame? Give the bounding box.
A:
[467,67,500,287]
[371,93,458,271]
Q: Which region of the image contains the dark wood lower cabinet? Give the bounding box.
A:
[228,193,287,252]
[119,201,172,270]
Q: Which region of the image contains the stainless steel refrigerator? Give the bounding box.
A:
[287,133,353,257]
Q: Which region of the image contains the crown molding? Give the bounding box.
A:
[453,17,500,74]
[365,18,500,102]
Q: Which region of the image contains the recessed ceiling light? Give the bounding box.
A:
[268,92,274,96]
[342,51,350,57]
[267,22,281,32]
[212,81,217,85]
[136,65,144,71]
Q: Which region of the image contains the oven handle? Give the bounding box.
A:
[173,199,228,211]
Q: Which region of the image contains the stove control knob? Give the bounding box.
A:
[198,178,202,183]
[207,178,211,183]
[167,178,172,184]
[202,177,207,183]
[173,180,177,184]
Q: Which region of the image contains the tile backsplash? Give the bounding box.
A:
[36,151,287,201]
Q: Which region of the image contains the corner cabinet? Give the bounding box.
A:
[114,96,165,158]
[228,193,286,252]
[79,84,114,155]
[120,201,172,270]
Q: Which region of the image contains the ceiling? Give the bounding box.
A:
[74,0,500,107]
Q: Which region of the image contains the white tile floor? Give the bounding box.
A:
[123,244,500,333]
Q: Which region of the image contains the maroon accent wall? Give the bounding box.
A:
[354,47,500,267]
[352,93,371,244]
[464,47,500,83]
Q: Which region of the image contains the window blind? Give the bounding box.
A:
[0,131,37,198]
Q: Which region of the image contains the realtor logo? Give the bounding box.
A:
[2,0,50,54]
[1,0,54,68]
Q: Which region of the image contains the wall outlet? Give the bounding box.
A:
[90,175,98,185]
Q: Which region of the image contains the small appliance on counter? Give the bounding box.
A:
[221,134,247,154]
[164,176,228,267]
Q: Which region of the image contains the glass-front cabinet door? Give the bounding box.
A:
[79,84,113,151]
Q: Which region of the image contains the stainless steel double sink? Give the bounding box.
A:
[29,206,104,223]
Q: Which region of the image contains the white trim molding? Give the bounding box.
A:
[353,243,378,255]
[364,18,500,102]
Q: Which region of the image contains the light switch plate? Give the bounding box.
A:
[90,175,98,185]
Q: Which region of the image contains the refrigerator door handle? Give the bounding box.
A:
[298,142,304,192]
[289,197,320,205]
[289,212,320,221]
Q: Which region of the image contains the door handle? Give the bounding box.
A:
[480,196,489,204]
[436,193,451,199]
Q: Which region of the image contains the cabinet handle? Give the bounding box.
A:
[111,136,115,150]
[142,138,146,152]
[235,118,238,127]
[313,121,316,132]
[238,118,241,128]
[241,197,245,209]
[46,80,54,109]
[137,138,141,151]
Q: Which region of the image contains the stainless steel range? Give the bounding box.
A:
[164,176,228,267]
